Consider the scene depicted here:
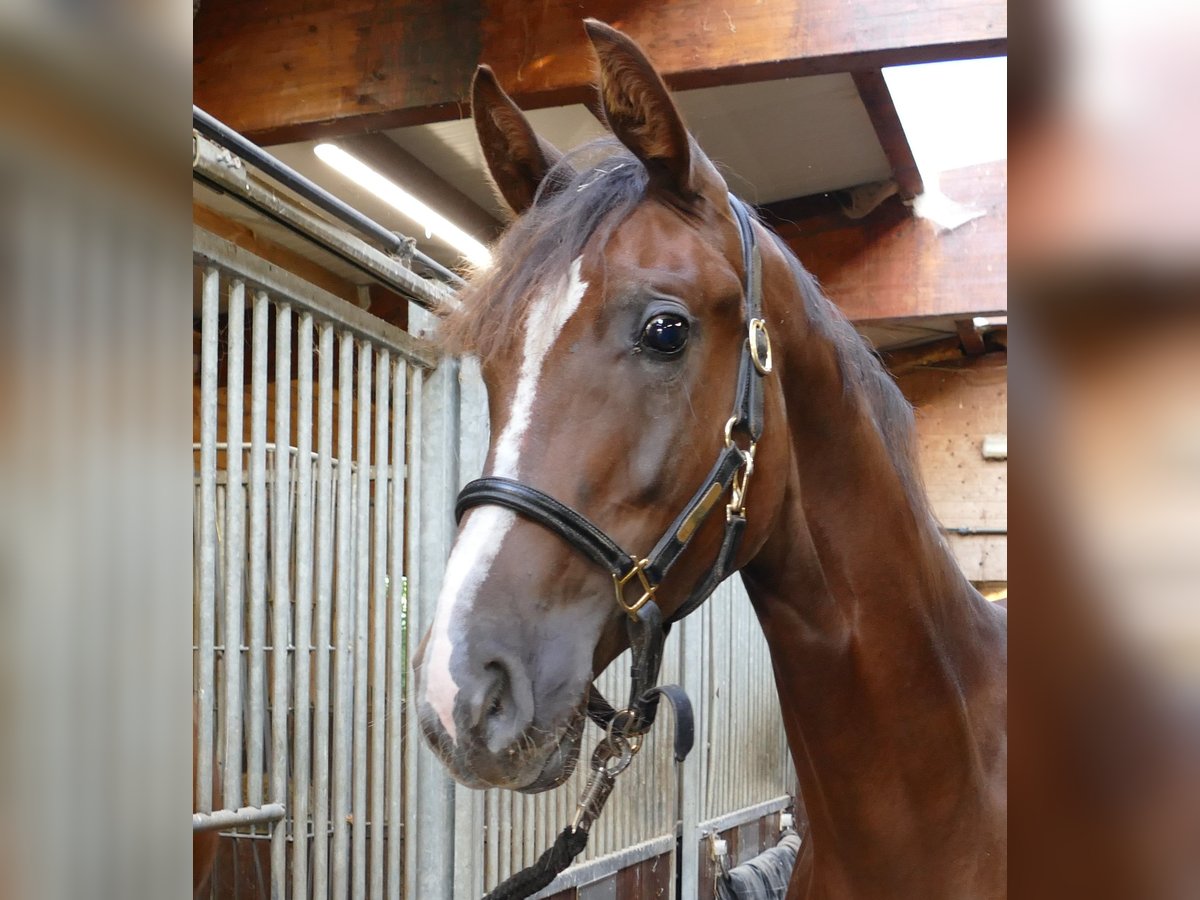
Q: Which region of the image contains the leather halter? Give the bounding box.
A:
[455,196,771,631]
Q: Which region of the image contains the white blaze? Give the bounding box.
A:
[424,258,589,742]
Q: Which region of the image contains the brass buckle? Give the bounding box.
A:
[749,318,773,375]
[613,559,656,619]
[727,442,757,520]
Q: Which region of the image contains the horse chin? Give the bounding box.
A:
[515,716,585,794]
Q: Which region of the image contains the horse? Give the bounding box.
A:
[412,20,1007,899]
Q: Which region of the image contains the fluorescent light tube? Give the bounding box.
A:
[314,142,492,269]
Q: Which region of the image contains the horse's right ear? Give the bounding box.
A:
[472,65,566,217]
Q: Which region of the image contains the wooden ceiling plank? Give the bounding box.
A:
[194,0,1007,143]
[769,160,1007,323]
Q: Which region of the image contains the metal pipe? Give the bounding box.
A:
[247,289,270,811]
[386,360,408,900]
[369,349,391,900]
[270,301,293,899]
[352,342,373,900]
[942,526,1008,536]
[332,331,355,899]
[312,322,336,899]
[193,105,464,288]
[223,278,247,811]
[193,803,287,833]
[291,311,315,900]
[197,266,219,813]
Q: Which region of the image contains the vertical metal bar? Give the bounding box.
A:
[679,608,706,900]
[411,352,464,900]
[402,363,423,897]
[386,361,408,900]
[223,278,247,811]
[197,266,219,813]
[292,312,315,900]
[271,302,293,899]
[312,323,336,899]
[247,289,270,810]
[352,342,373,900]
[332,331,355,900]
[369,350,391,900]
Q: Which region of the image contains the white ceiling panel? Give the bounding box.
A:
[673,73,892,203]
[256,73,895,268]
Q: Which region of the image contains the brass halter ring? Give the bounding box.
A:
[749,318,773,375]
[612,558,656,620]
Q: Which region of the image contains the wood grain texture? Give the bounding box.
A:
[898,359,1008,582]
[194,0,1006,142]
[777,160,1008,322]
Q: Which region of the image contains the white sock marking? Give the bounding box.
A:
[424,258,589,742]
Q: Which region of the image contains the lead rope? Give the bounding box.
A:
[483,603,694,900]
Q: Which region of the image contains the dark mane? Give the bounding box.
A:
[767,229,936,526]
[443,143,933,527]
[439,138,649,361]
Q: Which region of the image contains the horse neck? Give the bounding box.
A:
[739,249,1006,890]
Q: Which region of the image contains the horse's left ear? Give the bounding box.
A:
[584,19,697,199]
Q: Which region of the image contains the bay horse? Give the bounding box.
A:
[413,20,1007,899]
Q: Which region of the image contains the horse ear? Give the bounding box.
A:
[471,65,566,216]
[584,19,695,199]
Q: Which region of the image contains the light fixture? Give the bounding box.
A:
[314,142,492,269]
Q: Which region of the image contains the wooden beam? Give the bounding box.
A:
[957,318,987,355]
[851,70,923,199]
[773,160,1007,322]
[194,0,1008,143]
[338,133,504,240]
[880,336,964,373]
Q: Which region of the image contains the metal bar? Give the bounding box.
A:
[369,350,391,900]
[193,226,442,368]
[291,312,315,900]
[193,106,464,288]
[698,796,792,837]
[528,835,676,899]
[270,301,293,899]
[352,342,374,900]
[223,278,247,811]
[312,323,336,899]
[193,803,287,833]
[386,361,408,900]
[332,331,355,900]
[247,289,270,811]
[197,266,220,813]
[193,134,459,315]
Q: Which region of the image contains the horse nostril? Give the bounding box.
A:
[487,692,504,718]
[476,657,532,755]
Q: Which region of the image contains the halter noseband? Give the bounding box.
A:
[455,195,771,628]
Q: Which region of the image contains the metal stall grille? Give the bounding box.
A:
[193,225,437,900]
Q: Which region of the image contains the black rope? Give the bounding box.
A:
[482,826,590,900]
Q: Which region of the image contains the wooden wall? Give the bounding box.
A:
[896,356,1006,585]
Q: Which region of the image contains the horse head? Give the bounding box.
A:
[412,20,791,792]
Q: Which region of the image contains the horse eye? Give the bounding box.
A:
[640,314,690,355]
